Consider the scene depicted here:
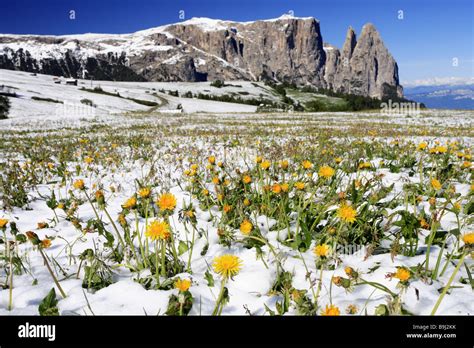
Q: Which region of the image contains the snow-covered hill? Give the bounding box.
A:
[0,69,277,124]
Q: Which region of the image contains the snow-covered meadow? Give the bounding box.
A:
[0,70,473,316]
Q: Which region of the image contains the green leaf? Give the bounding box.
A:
[264,304,275,316]
[178,240,189,255]
[204,269,214,287]
[38,288,59,316]
[15,234,26,243]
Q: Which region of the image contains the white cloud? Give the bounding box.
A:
[402,76,474,87]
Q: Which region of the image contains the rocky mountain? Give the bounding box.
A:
[0,15,403,98]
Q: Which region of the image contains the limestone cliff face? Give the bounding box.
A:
[0,16,403,98]
[165,16,326,86]
[323,24,402,98]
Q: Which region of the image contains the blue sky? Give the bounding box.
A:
[0,0,472,84]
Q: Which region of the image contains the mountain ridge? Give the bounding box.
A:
[0,15,403,98]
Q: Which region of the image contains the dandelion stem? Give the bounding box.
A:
[186,224,196,273]
[155,240,160,285]
[39,247,67,298]
[8,249,13,311]
[160,240,166,277]
[103,207,125,248]
[166,216,180,273]
[313,264,324,305]
[212,278,227,315]
[431,252,466,315]
[135,210,148,268]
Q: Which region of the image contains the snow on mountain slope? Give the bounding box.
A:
[0,69,261,125]
[0,15,402,98]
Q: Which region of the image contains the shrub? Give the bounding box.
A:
[210,80,225,88]
[80,98,96,107]
[0,95,10,119]
[31,96,63,104]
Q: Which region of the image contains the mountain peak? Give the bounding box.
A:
[0,16,401,98]
[361,23,378,35]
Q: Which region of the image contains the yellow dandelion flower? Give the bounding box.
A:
[302,160,313,169]
[84,156,94,164]
[145,220,171,241]
[431,178,442,191]
[240,220,253,235]
[243,198,251,206]
[73,179,85,190]
[208,156,216,165]
[280,160,289,169]
[321,304,340,316]
[335,157,343,164]
[420,218,430,229]
[318,165,335,179]
[95,190,104,200]
[242,175,252,184]
[0,219,8,229]
[255,156,263,164]
[462,233,474,245]
[202,189,209,196]
[358,162,371,170]
[417,142,428,151]
[138,187,151,198]
[122,196,137,210]
[213,254,242,279]
[295,182,305,190]
[272,183,282,194]
[368,130,377,137]
[336,203,357,224]
[314,243,330,258]
[281,183,289,192]
[344,266,354,277]
[394,267,411,282]
[157,192,177,212]
[41,239,52,249]
[223,204,232,213]
[462,161,471,169]
[118,214,127,226]
[453,202,461,211]
[430,145,448,154]
[212,176,220,185]
[260,160,271,170]
[174,278,191,292]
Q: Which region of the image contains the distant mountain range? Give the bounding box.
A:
[0,15,402,99]
[404,83,474,110]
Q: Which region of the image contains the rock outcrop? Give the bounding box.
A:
[0,15,403,98]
